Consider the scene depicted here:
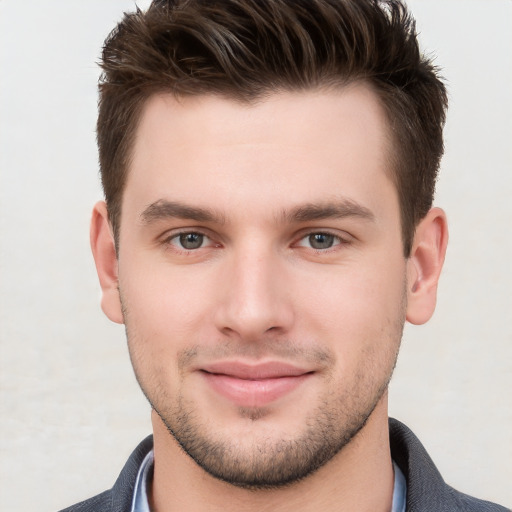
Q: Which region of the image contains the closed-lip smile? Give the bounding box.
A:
[199,361,314,407]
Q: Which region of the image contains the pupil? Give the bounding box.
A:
[309,233,334,249]
[180,233,203,249]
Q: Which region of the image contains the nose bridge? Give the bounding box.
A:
[215,240,292,339]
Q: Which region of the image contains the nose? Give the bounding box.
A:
[213,245,294,341]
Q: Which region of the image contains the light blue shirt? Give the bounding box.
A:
[392,460,407,512]
[131,450,154,512]
[131,450,407,512]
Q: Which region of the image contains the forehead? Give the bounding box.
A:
[133,84,391,155]
[124,85,396,223]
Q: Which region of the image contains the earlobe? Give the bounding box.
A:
[90,201,124,324]
[406,207,448,325]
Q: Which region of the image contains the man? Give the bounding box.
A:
[61,0,508,511]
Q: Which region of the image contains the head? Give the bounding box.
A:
[91,0,448,491]
[97,0,447,257]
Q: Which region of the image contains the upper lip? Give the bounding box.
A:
[200,361,312,380]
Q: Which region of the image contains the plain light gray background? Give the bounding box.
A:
[1,1,511,510]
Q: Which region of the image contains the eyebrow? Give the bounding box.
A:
[140,198,374,226]
[284,199,375,223]
[140,200,225,225]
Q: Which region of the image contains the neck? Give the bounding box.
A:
[149,395,394,512]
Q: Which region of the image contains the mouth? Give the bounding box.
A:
[199,361,314,408]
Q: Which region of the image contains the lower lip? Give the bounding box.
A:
[201,372,312,408]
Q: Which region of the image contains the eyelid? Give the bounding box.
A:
[160,228,221,251]
[293,229,353,249]
[158,227,352,252]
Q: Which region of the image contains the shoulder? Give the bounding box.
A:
[58,490,111,512]
[444,486,511,512]
[58,435,154,512]
[389,418,509,512]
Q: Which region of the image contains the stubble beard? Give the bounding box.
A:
[155,375,393,490]
[122,294,405,490]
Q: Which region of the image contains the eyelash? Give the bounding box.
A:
[295,231,349,252]
[163,231,217,253]
[161,230,350,253]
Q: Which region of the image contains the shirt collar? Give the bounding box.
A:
[392,460,407,512]
[131,450,407,512]
[131,449,154,512]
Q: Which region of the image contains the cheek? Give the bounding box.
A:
[120,259,214,334]
[293,259,407,348]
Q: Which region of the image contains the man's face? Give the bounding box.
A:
[115,85,409,487]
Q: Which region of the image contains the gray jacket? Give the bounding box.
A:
[60,418,510,511]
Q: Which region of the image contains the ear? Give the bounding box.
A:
[90,201,124,324]
[406,207,448,325]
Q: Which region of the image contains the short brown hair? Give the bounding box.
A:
[97,0,447,255]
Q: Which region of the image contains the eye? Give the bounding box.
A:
[297,232,343,250]
[169,232,210,250]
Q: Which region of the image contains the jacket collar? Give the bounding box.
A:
[110,419,507,512]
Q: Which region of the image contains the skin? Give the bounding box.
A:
[91,84,448,512]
